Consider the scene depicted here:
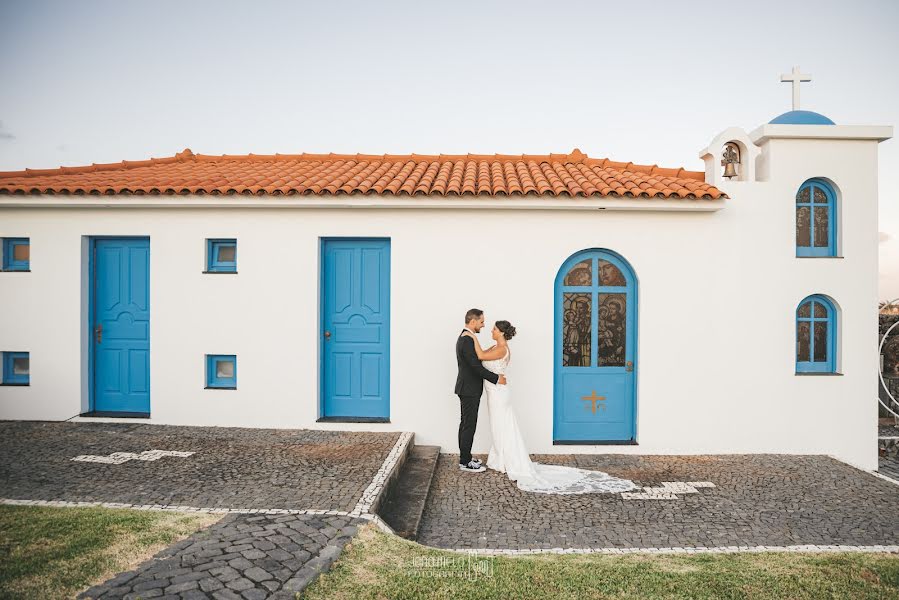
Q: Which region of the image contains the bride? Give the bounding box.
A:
[462,321,638,495]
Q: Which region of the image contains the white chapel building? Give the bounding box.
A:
[0,72,892,470]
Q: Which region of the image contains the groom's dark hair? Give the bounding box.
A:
[464,308,484,324]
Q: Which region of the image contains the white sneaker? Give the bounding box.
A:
[459,460,486,473]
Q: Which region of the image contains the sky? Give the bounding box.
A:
[1,0,897,299]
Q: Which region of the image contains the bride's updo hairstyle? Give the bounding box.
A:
[496,320,517,340]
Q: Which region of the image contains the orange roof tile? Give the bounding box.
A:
[0,148,725,200]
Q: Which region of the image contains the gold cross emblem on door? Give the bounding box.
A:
[581,390,606,413]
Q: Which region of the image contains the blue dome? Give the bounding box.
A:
[769,110,835,125]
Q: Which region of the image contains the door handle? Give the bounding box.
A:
[625,360,633,372]
[95,324,103,344]
[324,330,331,340]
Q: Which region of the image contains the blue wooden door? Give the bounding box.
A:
[321,239,390,419]
[92,238,150,414]
[554,249,637,443]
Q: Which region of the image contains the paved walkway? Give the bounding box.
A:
[418,453,899,551]
[1,421,410,600]
[79,513,362,600]
[0,421,401,512]
[6,421,899,597]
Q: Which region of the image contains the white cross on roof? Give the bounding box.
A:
[781,66,812,111]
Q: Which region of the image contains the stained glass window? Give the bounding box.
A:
[564,260,592,286]
[559,252,632,371]
[796,296,836,373]
[797,322,810,362]
[562,293,591,367]
[796,180,836,256]
[813,322,828,362]
[813,207,829,247]
[796,207,811,247]
[598,260,626,286]
[598,294,626,366]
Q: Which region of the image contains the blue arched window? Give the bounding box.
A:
[796,179,837,257]
[796,295,837,373]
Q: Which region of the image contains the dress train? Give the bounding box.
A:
[482,349,638,495]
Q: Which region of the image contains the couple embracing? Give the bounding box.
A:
[454,308,637,495]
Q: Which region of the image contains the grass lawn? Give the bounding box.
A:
[0,504,221,599]
[304,523,899,600]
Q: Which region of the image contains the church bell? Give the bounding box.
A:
[723,161,738,179]
[721,143,740,179]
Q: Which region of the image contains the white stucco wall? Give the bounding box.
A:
[0,124,888,470]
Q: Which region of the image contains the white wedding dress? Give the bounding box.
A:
[482,348,638,494]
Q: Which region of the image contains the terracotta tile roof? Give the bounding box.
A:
[0,148,724,200]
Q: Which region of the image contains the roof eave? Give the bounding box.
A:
[0,191,726,212]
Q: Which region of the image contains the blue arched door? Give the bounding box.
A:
[554,249,637,443]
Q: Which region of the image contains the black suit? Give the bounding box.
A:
[455,330,500,465]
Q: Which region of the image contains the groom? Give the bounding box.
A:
[455,308,507,473]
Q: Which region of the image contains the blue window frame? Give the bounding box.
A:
[206,354,236,389]
[206,239,237,273]
[796,295,837,373]
[796,179,837,257]
[2,238,30,271]
[2,352,30,385]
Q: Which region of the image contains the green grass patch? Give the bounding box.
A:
[303,523,899,600]
[0,504,221,599]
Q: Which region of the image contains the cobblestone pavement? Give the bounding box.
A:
[0,421,401,512]
[418,453,899,550]
[79,512,363,600]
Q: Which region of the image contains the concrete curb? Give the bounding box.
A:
[351,431,414,517]
[440,544,899,556]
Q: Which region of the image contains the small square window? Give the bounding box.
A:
[2,352,29,385]
[2,238,30,271]
[216,359,234,379]
[206,239,237,273]
[217,245,236,263]
[206,354,236,389]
